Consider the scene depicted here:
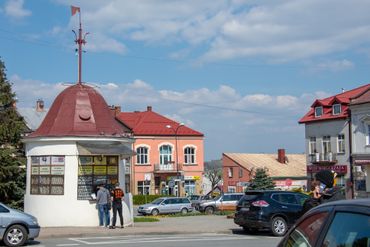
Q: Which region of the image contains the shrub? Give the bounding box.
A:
[133,194,174,205]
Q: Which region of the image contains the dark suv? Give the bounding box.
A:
[234,190,309,236]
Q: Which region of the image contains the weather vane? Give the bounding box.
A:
[71,6,89,84]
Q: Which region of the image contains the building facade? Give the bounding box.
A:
[300,84,370,198]
[116,106,204,196]
[222,149,307,193]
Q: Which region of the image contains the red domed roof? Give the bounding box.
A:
[29,84,127,138]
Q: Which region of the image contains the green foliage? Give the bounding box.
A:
[247,168,275,191]
[134,217,159,222]
[0,59,26,209]
[133,194,174,205]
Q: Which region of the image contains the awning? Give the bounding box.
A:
[77,142,133,157]
[354,160,370,165]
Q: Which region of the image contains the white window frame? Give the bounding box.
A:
[337,134,345,154]
[136,145,150,164]
[308,137,316,155]
[137,181,150,195]
[332,104,341,115]
[159,144,173,165]
[184,145,196,164]
[315,106,323,117]
[228,167,233,178]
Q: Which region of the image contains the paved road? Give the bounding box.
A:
[27,233,281,247]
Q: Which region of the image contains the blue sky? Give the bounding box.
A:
[2,0,370,160]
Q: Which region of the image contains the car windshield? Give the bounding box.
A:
[151,198,164,205]
[213,195,221,201]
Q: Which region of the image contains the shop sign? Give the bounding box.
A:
[307,165,347,174]
[184,176,201,180]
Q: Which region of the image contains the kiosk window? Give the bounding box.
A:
[30,156,65,195]
[77,155,119,200]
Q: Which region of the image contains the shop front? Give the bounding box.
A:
[353,159,370,198]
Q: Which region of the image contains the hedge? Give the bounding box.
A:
[133,194,174,205]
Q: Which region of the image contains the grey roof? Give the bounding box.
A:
[17,107,48,131]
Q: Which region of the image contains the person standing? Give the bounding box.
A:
[96,183,111,227]
[109,183,124,229]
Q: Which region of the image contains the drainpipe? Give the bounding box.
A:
[348,112,355,199]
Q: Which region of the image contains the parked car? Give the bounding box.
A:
[0,203,40,247]
[137,197,193,216]
[198,193,244,214]
[234,190,309,236]
[188,195,211,209]
[278,198,370,247]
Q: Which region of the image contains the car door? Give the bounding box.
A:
[172,198,182,213]
[272,193,302,225]
[160,199,172,213]
[220,194,234,211]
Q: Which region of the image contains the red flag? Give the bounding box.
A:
[71,6,80,16]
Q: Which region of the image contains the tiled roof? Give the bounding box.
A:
[28,84,128,138]
[116,108,204,136]
[299,84,370,124]
[17,107,48,131]
[223,153,306,178]
[350,88,370,105]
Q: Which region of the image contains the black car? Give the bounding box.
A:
[278,198,370,247]
[234,190,309,236]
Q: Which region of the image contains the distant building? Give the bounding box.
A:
[116,106,204,196]
[17,99,47,134]
[222,149,306,192]
[299,84,370,198]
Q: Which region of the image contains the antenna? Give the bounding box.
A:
[71,6,87,85]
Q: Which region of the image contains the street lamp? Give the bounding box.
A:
[166,123,185,197]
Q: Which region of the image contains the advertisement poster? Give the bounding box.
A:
[51,166,65,175]
[51,156,65,165]
[40,156,50,165]
[39,166,51,175]
[79,166,93,176]
[107,166,118,175]
[31,167,39,175]
[94,166,107,175]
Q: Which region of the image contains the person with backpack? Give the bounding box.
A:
[109,183,124,229]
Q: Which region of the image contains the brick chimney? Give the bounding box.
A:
[110,105,121,117]
[147,106,152,111]
[36,99,44,112]
[278,149,286,164]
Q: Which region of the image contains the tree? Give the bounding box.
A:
[204,160,222,194]
[0,59,26,209]
[247,168,275,190]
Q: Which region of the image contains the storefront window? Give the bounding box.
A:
[31,156,65,195]
[184,180,195,195]
[77,155,119,200]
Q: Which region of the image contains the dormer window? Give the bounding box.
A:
[332,104,341,115]
[315,106,323,117]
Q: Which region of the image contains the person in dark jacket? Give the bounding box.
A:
[302,170,345,214]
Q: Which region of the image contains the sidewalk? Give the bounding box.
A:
[38,215,237,239]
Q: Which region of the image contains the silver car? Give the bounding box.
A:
[198,193,244,214]
[0,203,40,247]
[138,197,193,216]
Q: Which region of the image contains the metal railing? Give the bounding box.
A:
[154,163,182,172]
[309,152,337,163]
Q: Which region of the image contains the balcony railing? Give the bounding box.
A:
[309,152,337,164]
[154,163,183,172]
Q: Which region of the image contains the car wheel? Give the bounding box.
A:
[205,206,215,214]
[271,216,287,236]
[151,209,159,216]
[3,224,28,247]
[181,208,188,215]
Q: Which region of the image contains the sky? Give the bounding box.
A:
[1,0,370,161]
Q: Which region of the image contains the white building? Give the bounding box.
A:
[23,83,134,226]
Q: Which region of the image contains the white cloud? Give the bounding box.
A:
[314,59,355,72]
[4,0,31,19]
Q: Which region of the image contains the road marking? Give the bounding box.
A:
[69,234,257,245]
[56,244,80,246]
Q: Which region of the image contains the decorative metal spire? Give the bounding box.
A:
[71,6,89,84]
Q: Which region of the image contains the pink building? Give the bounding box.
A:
[116,106,204,196]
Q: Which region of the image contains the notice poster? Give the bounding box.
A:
[108,156,118,165]
[79,156,93,165]
[51,166,65,175]
[107,166,118,175]
[94,156,107,165]
[94,166,106,175]
[51,186,64,195]
[31,166,39,175]
[40,156,50,165]
[51,156,65,165]
[77,185,93,200]
[31,156,40,165]
[78,166,93,176]
[39,166,51,175]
